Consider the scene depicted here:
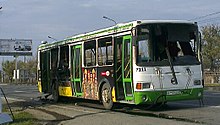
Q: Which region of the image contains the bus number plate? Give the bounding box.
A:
[167,90,182,96]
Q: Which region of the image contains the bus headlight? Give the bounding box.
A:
[194,80,201,85]
[143,83,151,89]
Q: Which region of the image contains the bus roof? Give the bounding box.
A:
[139,20,196,25]
[38,20,196,50]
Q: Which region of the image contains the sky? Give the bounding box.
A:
[0,0,220,61]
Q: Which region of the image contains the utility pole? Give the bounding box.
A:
[14,55,18,84]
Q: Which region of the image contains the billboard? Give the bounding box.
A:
[0,39,32,56]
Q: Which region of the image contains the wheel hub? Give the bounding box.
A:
[102,88,109,103]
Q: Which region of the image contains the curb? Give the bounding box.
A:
[204,86,220,91]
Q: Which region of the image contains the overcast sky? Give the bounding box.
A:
[0,0,220,59]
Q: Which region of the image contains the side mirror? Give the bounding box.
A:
[199,32,202,52]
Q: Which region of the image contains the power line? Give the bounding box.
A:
[198,16,220,23]
[189,11,220,21]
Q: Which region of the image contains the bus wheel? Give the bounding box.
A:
[52,83,59,102]
[101,83,113,110]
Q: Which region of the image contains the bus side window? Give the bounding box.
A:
[59,46,69,69]
[84,40,96,67]
[58,46,70,79]
[98,37,113,66]
[51,48,58,70]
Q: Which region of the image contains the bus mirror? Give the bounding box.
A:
[132,27,136,36]
[199,32,202,52]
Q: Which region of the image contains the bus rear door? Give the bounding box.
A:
[71,45,83,97]
[40,51,51,93]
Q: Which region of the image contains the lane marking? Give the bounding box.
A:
[1,97,25,102]
[14,90,25,93]
[209,105,220,108]
[0,84,8,86]
[50,105,96,114]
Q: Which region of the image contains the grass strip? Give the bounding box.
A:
[9,111,40,125]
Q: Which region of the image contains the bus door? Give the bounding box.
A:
[71,45,83,97]
[122,35,133,101]
[40,51,50,93]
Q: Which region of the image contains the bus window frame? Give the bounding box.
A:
[135,24,200,66]
[97,37,113,66]
[84,40,97,67]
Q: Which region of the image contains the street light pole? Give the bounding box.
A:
[48,35,58,41]
[103,16,117,25]
[103,16,118,33]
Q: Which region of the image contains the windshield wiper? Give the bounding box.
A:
[165,47,178,85]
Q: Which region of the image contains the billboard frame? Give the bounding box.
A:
[0,39,32,56]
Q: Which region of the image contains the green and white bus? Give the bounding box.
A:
[37,20,203,109]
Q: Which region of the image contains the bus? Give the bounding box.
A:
[37,20,203,109]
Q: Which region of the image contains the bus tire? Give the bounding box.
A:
[101,83,113,110]
[52,82,59,102]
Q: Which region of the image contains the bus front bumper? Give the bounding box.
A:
[134,88,203,105]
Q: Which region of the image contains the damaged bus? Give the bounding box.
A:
[37,20,203,109]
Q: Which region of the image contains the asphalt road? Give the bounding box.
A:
[1,83,220,125]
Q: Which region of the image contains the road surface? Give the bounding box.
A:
[1,83,220,125]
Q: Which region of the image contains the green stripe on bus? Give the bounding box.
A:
[134,88,203,104]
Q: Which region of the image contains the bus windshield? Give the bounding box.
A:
[136,23,200,66]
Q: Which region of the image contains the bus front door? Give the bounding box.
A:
[72,45,83,97]
[122,35,133,101]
